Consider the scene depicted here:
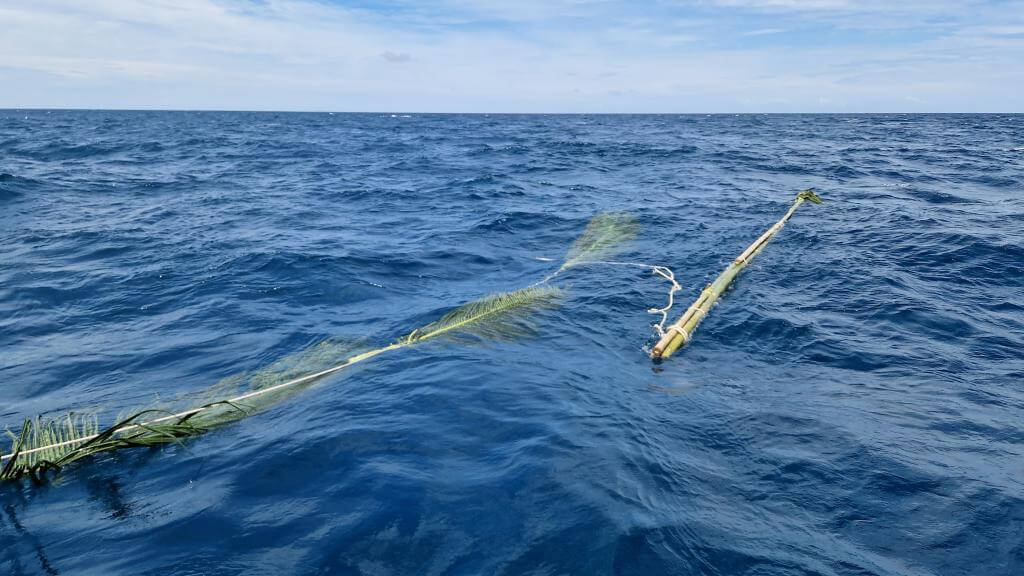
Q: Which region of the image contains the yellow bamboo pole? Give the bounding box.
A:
[651,189,822,361]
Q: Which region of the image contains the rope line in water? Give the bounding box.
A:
[2,260,679,464]
[537,260,682,336]
[1,344,401,462]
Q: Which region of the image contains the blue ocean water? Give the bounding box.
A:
[1,111,1022,575]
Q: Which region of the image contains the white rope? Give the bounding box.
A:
[646,265,681,337]
[3,259,682,465]
[0,344,400,462]
[536,259,682,337]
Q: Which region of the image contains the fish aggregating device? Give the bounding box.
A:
[652,188,823,360]
[2,189,822,483]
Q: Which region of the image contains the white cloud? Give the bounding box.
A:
[741,28,787,36]
[0,0,1021,111]
[713,0,849,9]
[984,25,1024,35]
[381,51,413,63]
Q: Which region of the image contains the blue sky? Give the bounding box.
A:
[1,0,1022,112]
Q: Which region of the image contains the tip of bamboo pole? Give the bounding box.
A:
[649,188,821,365]
[797,189,823,204]
[651,329,684,360]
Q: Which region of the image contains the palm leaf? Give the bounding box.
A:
[1,212,622,483]
[404,285,561,344]
[1,414,99,480]
[561,213,637,269]
[0,288,563,482]
[0,340,369,481]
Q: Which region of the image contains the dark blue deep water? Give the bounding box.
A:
[1,111,1022,575]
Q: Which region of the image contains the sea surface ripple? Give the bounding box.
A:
[1,111,1022,575]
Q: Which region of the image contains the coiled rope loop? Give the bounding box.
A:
[538,260,681,337]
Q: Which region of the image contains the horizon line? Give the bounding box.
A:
[2,107,1020,115]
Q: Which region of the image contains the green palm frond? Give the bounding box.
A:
[0,340,371,482]
[246,339,368,391]
[2,210,637,484]
[2,414,98,477]
[562,213,637,269]
[404,285,562,344]
[0,286,563,483]
[798,188,823,204]
[0,407,237,482]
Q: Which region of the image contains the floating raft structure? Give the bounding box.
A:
[2,189,822,484]
[651,189,823,360]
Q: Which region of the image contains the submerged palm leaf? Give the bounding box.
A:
[561,213,637,269]
[1,288,562,482]
[2,212,629,483]
[0,339,373,482]
[199,339,371,401]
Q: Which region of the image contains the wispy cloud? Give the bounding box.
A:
[741,28,787,36]
[713,0,850,9]
[0,0,1021,111]
[381,51,413,63]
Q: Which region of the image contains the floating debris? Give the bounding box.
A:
[2,212,673,483]
[651,189,823,360]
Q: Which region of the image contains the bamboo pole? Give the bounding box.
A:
[650,189,822,361]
